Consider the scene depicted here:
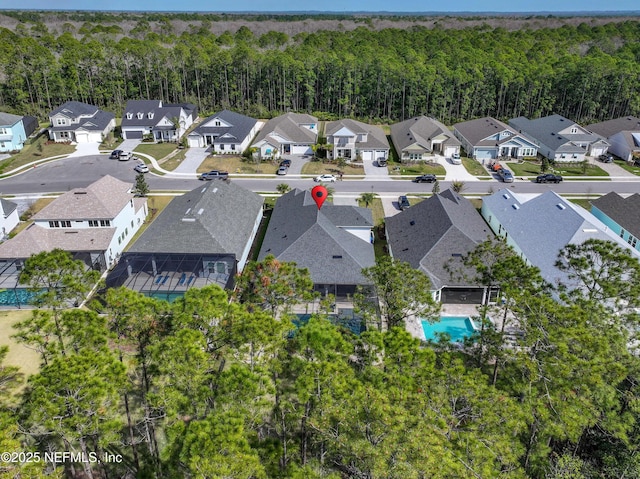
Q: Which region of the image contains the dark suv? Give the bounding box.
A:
[199,170,229,180]
[598,154,613,163]
[536,173,563,183]
[398,195,411,210]
[109,149,123,159]
[413,174,437,183]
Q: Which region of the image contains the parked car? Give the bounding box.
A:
[118,151,133,161]
[450,153,462,165]
[536,173,563,183]
[134,163,149,174]
[413,174,437,183]
[280,159,292,167]
[314,174,336,183]
[276,166,288,175]
[199,170,229,180]
[497,168,514,183]
[377,157,387,167]
[109,149,123,159]
[398,195,411,211]
[598,154,613,163]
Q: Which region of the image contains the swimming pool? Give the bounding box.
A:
[421,316,478,342]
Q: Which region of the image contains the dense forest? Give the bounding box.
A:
[2,240,640,479]
[0,12,639,125]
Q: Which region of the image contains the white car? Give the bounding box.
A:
[314,174,336,183]
[134,163,149,173]
[450,153,462,165]
[118,151,133,161]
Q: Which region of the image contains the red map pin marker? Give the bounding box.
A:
[311,185,328,210]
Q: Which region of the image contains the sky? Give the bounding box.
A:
[5,1,640,13]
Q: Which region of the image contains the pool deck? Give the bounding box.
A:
[406,303,495,342]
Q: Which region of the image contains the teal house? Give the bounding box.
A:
[0,112,38,152]
[591,192,640,251]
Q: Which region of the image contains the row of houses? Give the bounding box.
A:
[5,100,639,162]
[0,171,637,307]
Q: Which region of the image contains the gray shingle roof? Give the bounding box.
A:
[190,110,257,145]
[0,112,22,126]
[509,114,604,153]
[386,189,493,290]
[121,100,192,128]
[586,116,640,138]
[128,181,263,260]
[50,101,99,118]
[0,223,114,259]
[0,198,17,217]
[49,109,115,133]
[454,117,514,145]
[253,112,318,145]
[325,119,390,150]
[258,189,375,285]
[390,116,460,153]
[483,189,638,288]
[591,192,640,240]
[33,175,133,221]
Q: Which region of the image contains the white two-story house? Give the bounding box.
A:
[48,101,116,143]
[0,175,147,272]
[324,119,389,162]
[121,100,197,141]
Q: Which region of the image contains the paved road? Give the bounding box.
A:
[2,154,640,198]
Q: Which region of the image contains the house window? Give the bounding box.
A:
[131,220,134,227]
[56,118,66,125]
[147,113,154,119]
[125,228,128,236]
[620,228,626,238]
[118,237,121,245]
[570,127,578,134]
[220,144,225,150]
[49,221,59,228]
[100,220,111,227]
[59,131,70,139]
[0,128,6,134]
[89,220,99,227]
[628,236,637,248]
[126,113,133,119]
[215,120,221,126]
[137,113,143,119]
[231,144,236,151]
[60,221,71,228]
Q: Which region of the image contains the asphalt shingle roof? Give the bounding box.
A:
[591,192,640,240]
[390,116,460,153]
[253,112,318,145]
[483,189,638,289]
[50,101,99,118]
[258,189,375,285]
[190,110,258,145]
[325,119,389,150]
[0,198,17,217]
[128,181,263,260]
[0,112,22,126]
[386,189,493,290]
[586,116,640,138]
[33,175,133,221]
[121,100,193,128]
[510,114,605,153]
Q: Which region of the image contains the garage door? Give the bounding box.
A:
[475,149,495,160]
[443,146,458,158]
[375,150,387,159]
[188,136,202,148]
[292,144,312,155]
[125,130,144,140]
[360,150,373,161]
[75,132,89,143]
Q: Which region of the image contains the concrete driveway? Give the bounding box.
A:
[118,139,142,153]
[439,155,478,181]
[173,147,209,173]
[364,159,389,178]
[68,142,100,157]
[589,157,638,178]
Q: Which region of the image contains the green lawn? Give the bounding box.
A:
[388,162,446,176]
[506,160,609,177]
[569,198,594,210]
[198,155,275,174]
[134,143,182,161]
[462,157,487,176]
[0,135,75,175]
[301,160,365,176]
[0,310,42,381]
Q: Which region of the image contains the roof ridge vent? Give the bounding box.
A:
[502,193,510,199]
[557,203,566,210]
[512,204,520,210]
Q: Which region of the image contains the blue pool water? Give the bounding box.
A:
[421,316,477,342]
